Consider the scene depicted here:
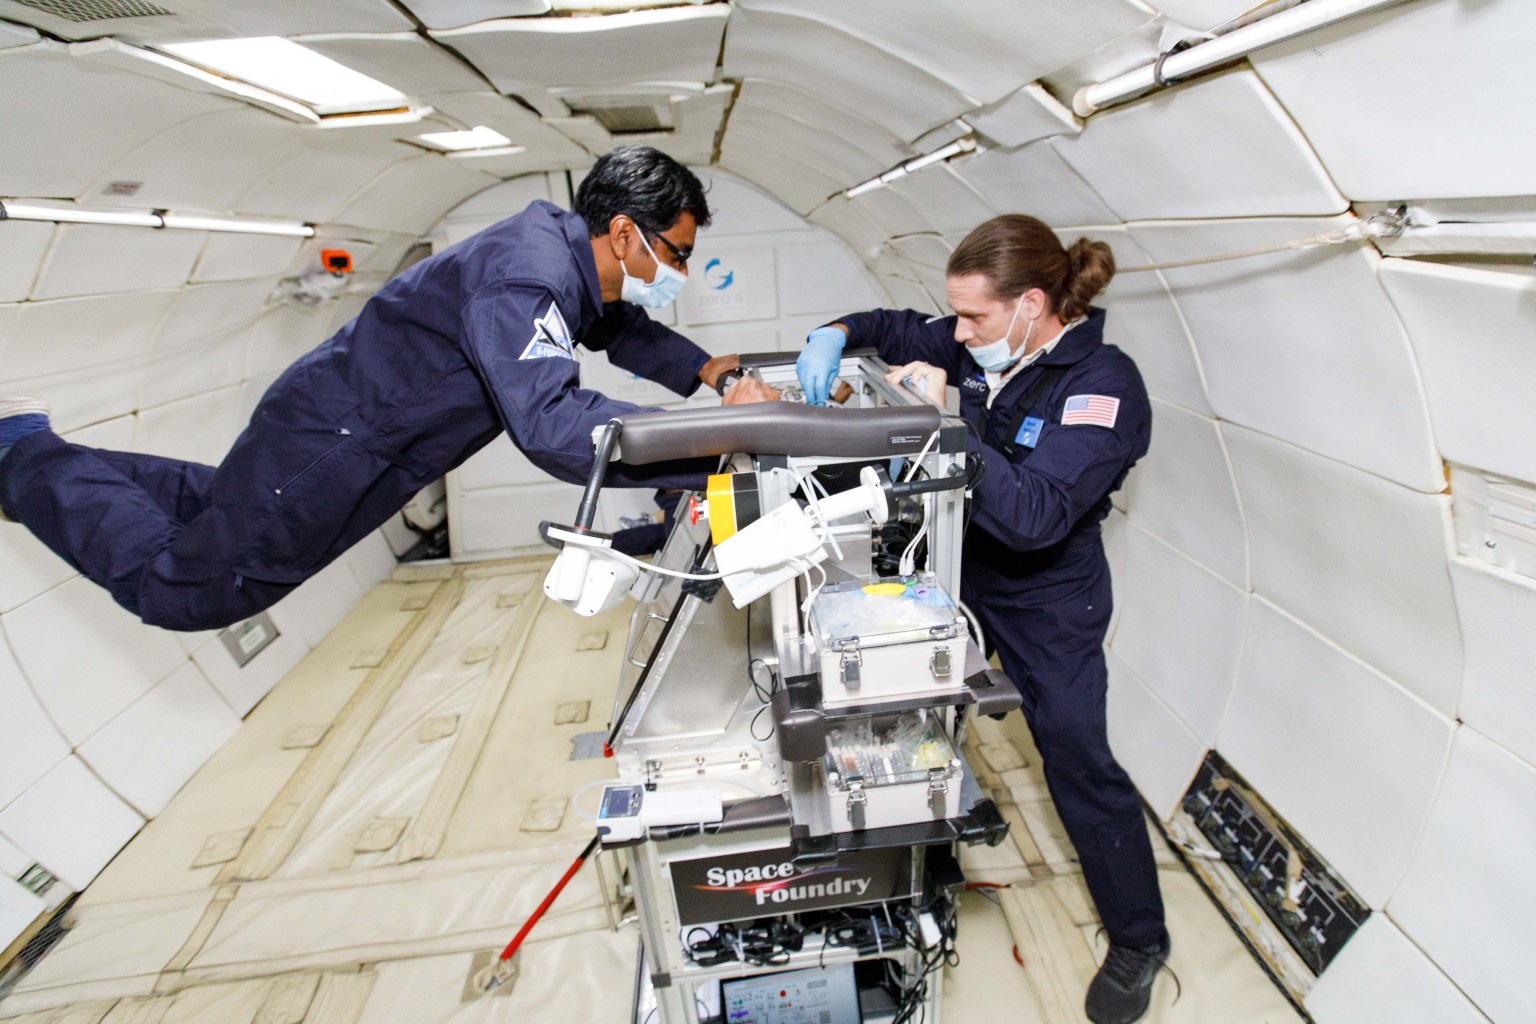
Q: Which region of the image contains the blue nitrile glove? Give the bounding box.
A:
[797,327,846,406]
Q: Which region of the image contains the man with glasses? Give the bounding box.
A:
[0,146,772,632]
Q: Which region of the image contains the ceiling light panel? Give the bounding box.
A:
[417,125,512,150]
[0,0,411,43]
[735,0,1152,107]
[160,37,410,115]
[430,5,728,96]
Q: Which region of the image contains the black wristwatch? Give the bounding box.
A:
[713,369,742,396]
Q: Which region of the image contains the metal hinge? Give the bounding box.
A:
[847,782,867,830]
[927,767,950,816]
[839,640,863,689]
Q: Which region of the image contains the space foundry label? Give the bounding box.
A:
[668,846,910,926]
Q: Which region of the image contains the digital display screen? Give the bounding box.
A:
[720,965,862,1024]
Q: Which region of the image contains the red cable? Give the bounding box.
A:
[497,834,602,963]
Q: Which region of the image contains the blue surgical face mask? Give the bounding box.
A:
[620,221,688,308]
[966,296,1032,372]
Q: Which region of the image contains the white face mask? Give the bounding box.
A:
[967,295,1032,372]
[620,220,687,308]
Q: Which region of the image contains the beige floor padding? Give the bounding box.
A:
[1,559,1303,1024]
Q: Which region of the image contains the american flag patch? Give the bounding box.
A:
[1061,394,1120,428]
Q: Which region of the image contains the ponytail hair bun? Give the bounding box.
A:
[1058,238,1115,322]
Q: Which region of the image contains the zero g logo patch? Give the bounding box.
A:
[519,301,575,361]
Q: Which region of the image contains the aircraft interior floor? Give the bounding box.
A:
[0,559,1303,1024]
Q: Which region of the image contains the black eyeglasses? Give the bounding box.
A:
[648,230,692,270]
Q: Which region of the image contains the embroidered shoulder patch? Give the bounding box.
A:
[1061,394,1120,428]
[519,301,576,361]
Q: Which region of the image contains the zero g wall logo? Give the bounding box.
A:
[704,257,735,291]
[682,247,776,326]
[669,846,910,926]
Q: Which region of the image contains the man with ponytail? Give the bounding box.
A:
[797,215,1165,1024]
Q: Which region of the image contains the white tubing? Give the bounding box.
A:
[1073,0,1420,117]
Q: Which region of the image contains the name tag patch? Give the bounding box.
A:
[1014,415,1045,449]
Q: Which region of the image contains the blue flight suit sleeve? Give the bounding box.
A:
[460,281,706,489]
[968,357,1151,552]
[837,309,966,378]
[582,302,710,397]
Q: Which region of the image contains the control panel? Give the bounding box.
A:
[1181,752,1368,973]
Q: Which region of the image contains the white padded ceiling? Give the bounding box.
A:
[1251,0,1536,200]
[0,529,76,616]
[0,756,142,892]
[299,33,488,97]
[0,0,411,42]
[722,6,972,142]
[1219,597,1454,909]
[0,222,52,303]
[964,83,1079,150]
[1223,423,1461,717]
[1122,399,1246,588]
[1105,650,1207,820]
[423,92,590,166]
[718,134,843,216]
[1449,559,1536,773]
[2,290,179,432]
[0,634,69,811]
[0,18,38,47]
[1129,217,1443,492]
[140,278,276,411]
[431,6,727,96]
[0,44,235,200]
[807,201,889,267]
[1148,1,1253,32]
[1052,70,1346,221]
[192,234,304,284]
[232,140,408,222]
[702,173,813,237]
[950,141,1118,228]
[883,169,993,236]
[1110,523,1246,745]
[1305,915,1493,1024]
[331,155,495,234]
[32,224,207,301]
[1379,260,1536,485]
[244,303,332,381]
[1390,728,1536,1024]
[736,0,1151,107]
[725,105,889,195]
[1066,228,1210,415]
[843,186,936,240]
[398,0,550,31]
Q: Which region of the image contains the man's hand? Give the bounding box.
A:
[722,376,780,405]
[697,354,740,392]
[796,326,847,406]
[885,361,947,409]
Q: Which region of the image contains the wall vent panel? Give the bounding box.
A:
[9,0,173,21]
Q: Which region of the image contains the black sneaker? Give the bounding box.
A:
[1085,932,1171,1024]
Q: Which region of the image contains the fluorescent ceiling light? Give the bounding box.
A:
[161,37,408,115]
[2,200,314,237]
[417,126,513,151]
[842,135,978,200]
[446,146,527,160]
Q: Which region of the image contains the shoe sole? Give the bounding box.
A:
[0,398,50,419]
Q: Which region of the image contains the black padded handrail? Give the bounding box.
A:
[615,402,942,465]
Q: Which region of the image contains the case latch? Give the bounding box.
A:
[847,781,867,830]
[929,645,952,679]
[839,639,863,690]
[927,767,950,816]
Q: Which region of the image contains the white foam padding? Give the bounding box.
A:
[269,556,367,652]
[726,91,894,192]
[32,224,206,301]
[0,873,44,953]
[234,140,405,223]
[140,278,278,412]
[733,79,912,179]
[88,107,307,214]
[1102,508,1128,642]
[77,662,241,817]
[1070,227,1211,414]
[1110,524,1246,745]
[722,6,971,141]
[0,222,51,303]
[847,185,941,239]
[1219,598,1454,908]
[1054,70,1345,221]
[1392,727,1536,1024]
[3,577,190,746]
[0,530,77,617]
[0,632,69,810]
[0,46,233,200]
[401,0,552,30]
[1106,651,1207,820]
[1123,399,1245,587]
[244,303,333,381]
[808,200,893,270]
[3,290,174,432]
[1305,914,1493,1024]
[300,32,488,96]
[1379,260,1536,486]
[1449,558,1536,773]
[0,20,39,48]
[452,480,583,559]
[432,5,727,94]
[720,129,865,216]
[345,529,401,592]
[965,83,1079,149]
[1223,423,1461,716]
[191,620,308,718]
[951,142,1119,229]
[0,756,143,892]
[1129,217,1443,492]
[1251,0,1536,200]
[777,241,883,316]
[698,171,813,237]
[193,234,304,285]
[332,156,495,235]
[737,0,1150,107]
[1150,0,1257,31]
[136,385,245,467]
[884,168,995,235]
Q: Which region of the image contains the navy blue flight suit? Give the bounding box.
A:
[0,201,714,632]
[839,306,1165,948]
